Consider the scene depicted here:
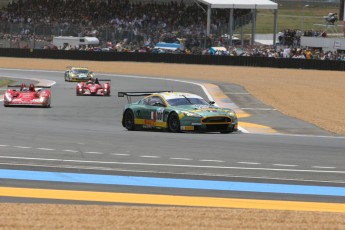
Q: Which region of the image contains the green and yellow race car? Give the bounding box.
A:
[64,66,94,82]
[118,91,238,133]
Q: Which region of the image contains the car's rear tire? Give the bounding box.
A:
[124,110,135,131]
[168,112,180,133]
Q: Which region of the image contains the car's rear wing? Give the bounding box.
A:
[118,91,170,103]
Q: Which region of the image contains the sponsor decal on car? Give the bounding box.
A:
[144,120,156,126]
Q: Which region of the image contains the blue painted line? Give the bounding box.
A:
[0,169,345,197]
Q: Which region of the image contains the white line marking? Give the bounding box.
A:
[85,152,103,154]
[199,159,225,163]
[273,164,298,167]
[13,146,32,149]
[5,156,333,173]
[0,161,344,184]
[63,150,79,153]
[251,132,345,139]
[36,148,55,151]
[313,166,336,169]
[140,155,160,158]
[237,162,261,165]
[170,158,192,161]
[111,153,130,156]
[0,145,9,147]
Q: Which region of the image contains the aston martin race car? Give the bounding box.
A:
[118,91,238,133]
[3,83,51,107]
[76,78,111,96]
[64,66,94,82]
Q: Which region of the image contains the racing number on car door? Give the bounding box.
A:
[148,96,165,123]
[151,109,164,122]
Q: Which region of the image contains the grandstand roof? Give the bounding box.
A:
[198,0,278,9]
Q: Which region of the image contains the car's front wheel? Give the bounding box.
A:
[168,112,180,133]
[124,110,135,131]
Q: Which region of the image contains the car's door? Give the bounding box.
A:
[144,96,166,127]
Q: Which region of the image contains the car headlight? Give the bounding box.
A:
[228,111,236,117]
[40,97,47,103]
[183,111,202,117]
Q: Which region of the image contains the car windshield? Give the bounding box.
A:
[73,69,89,74]
[167,97,209,106]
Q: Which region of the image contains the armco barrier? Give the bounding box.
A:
[1,48,345,71]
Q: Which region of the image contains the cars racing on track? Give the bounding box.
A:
[3,83,51,108]
[64,66,94,82]
[118,91,238,133]
[76,78,111,96]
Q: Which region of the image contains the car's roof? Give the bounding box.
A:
[153,92,204,100]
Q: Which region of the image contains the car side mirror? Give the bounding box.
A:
[209,101,215,105]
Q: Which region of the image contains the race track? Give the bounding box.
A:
[0,69,344,211]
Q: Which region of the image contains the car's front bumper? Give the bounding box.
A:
[180,123,238,132]
[180,115,238,132]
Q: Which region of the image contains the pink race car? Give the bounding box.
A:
[3,83,51,108]
[76,78,111,96]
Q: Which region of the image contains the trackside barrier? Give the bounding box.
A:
[1,48,345,71]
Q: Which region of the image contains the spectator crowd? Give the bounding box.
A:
[0,0,250,51]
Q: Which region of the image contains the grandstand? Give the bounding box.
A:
[0,0,278,50]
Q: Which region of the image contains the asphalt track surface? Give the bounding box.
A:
[0,69,344,212]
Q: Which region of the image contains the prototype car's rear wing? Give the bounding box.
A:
[118,91,170,103]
